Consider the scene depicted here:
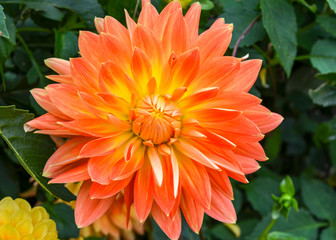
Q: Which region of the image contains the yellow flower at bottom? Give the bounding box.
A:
[0,197,59,240]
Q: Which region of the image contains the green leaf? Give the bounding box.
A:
[327,0,336,13]
[54,30,79,59]
[308,83,336,107]
[310,39,336,74]
[301,179,336,221]
[221,7,265,48]
[264,128,282,159]
[316,72,336,82]
[0,155,19,198]
[0,5,9,39]
[199,0,215,10]
[261,0,297,77]
[43,203,79,238]
[268,231,309,240]
[1,0,104,27]
[321,223,336,240]
[0,106,75,202]
[246,210,323,240]
[245,177,280,215]
[317,15,336,37]
[280,176,295,196]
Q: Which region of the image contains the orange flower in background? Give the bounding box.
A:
[25,0,283,239]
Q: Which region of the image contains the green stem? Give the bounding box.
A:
[258,219,277,240]
[16,33,47,86]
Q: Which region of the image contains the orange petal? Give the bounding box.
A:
[178,87,218,108]
[43,137,90,176]
[89,177,132,199]
[238,156,260,174]
[46,75,73,85]
[208,169,233,200]
[138,1,159,29]
[46,84,94,119]
[147,147,163,186]
[78,31,101,68]
[170,147,179,197]
[205,183,236,223]
[161,10,190,56]
[192,57,240,90]
[192,25,233,64]
[258,113,283,134]
[134,159,153,222]
[178,155,211,209]
[70,58,100,92]
[234,142,268,161]
[151,202,182,240]
[125,10,136,38]
[132,25,164,71]
[88,149,123,185]
[180,190,204,234]
[94,17,104,33]
[30,88,69,119]
[185,2,201,41]
[186,108,241,123]
[79,133,132,158]
[175,139,220,170]
[99,60,136,102]
[153,155,175,216]
[153,0,182,39]
[160,48,200,92]
[227,59,262,92]
[44,58,70,75]
[24,113,63,132]
[103,16,131,48]
[75,181,114,228]
[99,33,132,74]
[131,47,152,93]
[49,161,90,183]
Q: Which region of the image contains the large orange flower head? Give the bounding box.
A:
[25,0,283,239]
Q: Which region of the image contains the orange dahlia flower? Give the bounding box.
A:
[25,0,283,239]
[66,183,144,240]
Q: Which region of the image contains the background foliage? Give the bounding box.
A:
[0,0,336,239]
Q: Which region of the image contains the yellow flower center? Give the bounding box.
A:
[131,95,182,145]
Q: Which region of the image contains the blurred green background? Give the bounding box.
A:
[0,0,336,239]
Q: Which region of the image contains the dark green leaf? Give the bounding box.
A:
[0,106,75,201]
[321,223,336,240]
[316,72,336,82]
[317,15,336,37]
[247,210,323,240]
[43,203,79,238]
[0,155,19,198]
[326,0,336,13]
[265,128,282,159]
[245,177,280,215]
[0,5,9,39]
[2,0,104,27]
[310,39,336,74]
[222,8,265,48]
[261,0,297,76]
[268,231,309,240]
[308,83,336,107]
[54,30,78,59]
[301,179,336,221]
